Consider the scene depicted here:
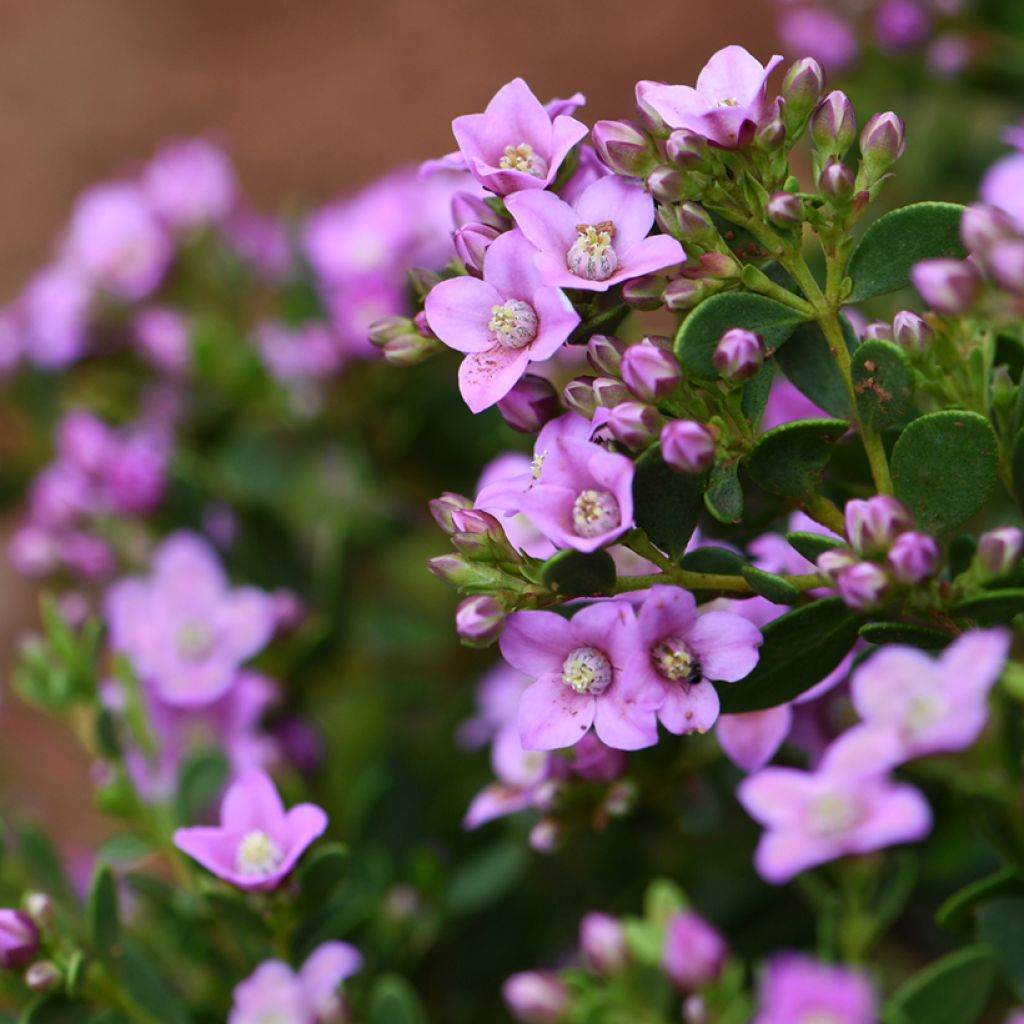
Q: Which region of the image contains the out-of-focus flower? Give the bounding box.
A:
[143,138,238,232]
[752,954,877,1024]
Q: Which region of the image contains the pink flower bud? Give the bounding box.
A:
[592,376,632,408]
[811,91,857,157]
[592,119,656,177]
[0,911,38,970]
[816,547,858,584]
[977,526,1024,577]
[454,223,500,276]
[987,239,1024,294]
[887,531,940,584]
[498,375,560,433]
[661,420,715,474]
[782,58,825,122]
[874,0,931,51]
[646,166,690,204]
[502,971,570,1023]
[713,328,763,381]
[456,596,505,645]
[587,335,626,377]
[837,561,890,610]
[622,342,681,402]
[845,496,914,556]
[663,277,707,311]
[911,259,980,315]
[622,274,667,311]
[451,191,505,232]
[860,112,907,178]
[862,321,893,342]
[580,912,629,976]
[663,911,728,990]
[892,311,933,354]
[25,961,60,992]
[429,492,473,534]
[608,401,662,449]
[818,159,856,203]
[22,894,53,931]
[961,204,1016,253]
[766,192,803,228]
[664,129,709,169]
[755,110,787,151]
[563,376,598,417]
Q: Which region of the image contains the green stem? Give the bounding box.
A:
[801,494,847,537]
[616,569,823,595]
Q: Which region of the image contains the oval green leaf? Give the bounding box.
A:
[740,565,801,604]
[775,319,857,419]
[704,462,743,524]
[633,443,706,560]
[885,945,997,1024]
[540,548,617,598]
[88,863,120,963]
[785,531,845,563]
[746,419,850,498]
[952,588,1024,624]
[852,338,915,428]
[936,866,1024,930]
[859,621,950,649]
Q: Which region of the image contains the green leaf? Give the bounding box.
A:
[717,598,860,713]
[704,462,743,524]
[977,898,1024,999]
[936,867,1024,929]
[20,998,90,1024]
[885,945,997,1024]
[949,535,977,578]
[633,443,706,560]
[785,531,845,563]
[369,975,429,1024]
[848,202,967,302]
[746,419,849,497]
[87,863,119,963]
[174,749,229,825]
[741,361,774,425]
[96,833,154,866]
[1012,426,1024,515]
[540,549,617,598]
[675,293,807,379]
[679,547,746,576]
[741,566,801,604]
[891,411,998,535]
[16,826,74,904]
[119,943,190,1024]
[852,339,915,428]
[297,843,350,908]
[775,319,856,419]
[952,589,1024,624]
[446,842,528,917]
[859,622,951,649]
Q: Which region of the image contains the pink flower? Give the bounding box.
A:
[105,533,277,707]
[628,585,762,735]
[981,150,1024,230]
[738,730,931,883]
[500,602,658,751]
[20,264,91,368]
[777,7,859,74]
[229,941,361,1024]
[143,138,238,232]
[463,722,550,829]
[849,629,1010,759]
[452,78,589,196]
[752,954,877,1024]
[663,910,727,990]
[174,768,327,892]
[636,46,784,149]
[507,175,684,290]
[425,230,580,412]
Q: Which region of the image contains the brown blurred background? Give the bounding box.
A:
[0,0,776,853]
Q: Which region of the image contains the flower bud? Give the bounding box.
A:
[22,894,53,932]
[455,596,506,645]
[0,911,39,970]
[818,159,856,204]
[782,58,826,126]
[498,375,560,433]
[910,258,980,315]
[563,376,598,417]
[766,191,803,228]
[860,112,906,179]
[663,277,708,311]
[370,317,442,366]
[754,108,787,151]
[892,310,934,354]
[451,508,506,547]
[816,547,858,584]
[811,91,857,157]
[664,129,709,170]
[887,531,940,584]
[961,204,1016,253]
[502,972,570,1024]
[451,190,506,231]
[25,961,60,993]
[661,421,715,474]
[674,202,718,245]
[608,401,662,449]
[592,376,632,408]
[646,166,689,204]
[454,223,499,276]
[663,911,728,990]
[987,239,1024,295]
[426,553,478,586]
[580,913,629,976]
[845,496,914,556]
[837,561,890,610]
[621,342,681,402]
[592,119,657,177]
[862,321,893,342]
[713,328,763,381]
[621,274,667,311]
[429,492,472,534]
[977,526,1024,577]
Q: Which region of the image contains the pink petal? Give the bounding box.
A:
[593,689,659,749]
[685,611,763,682]
[717,705,792,771]
[850,646,934,724]
[939,628,1010,703]
[219,587,276,661]
[424,276,502,354]
[300,942,362,1009]
[637,585,698,648]
[657,680,721,735]
[518,673,595,750]
[505,190,578,260]
[696,46,782,105]
[848,782,932,854]
[464,784,534,829]
[482,229,546,300]
[221,768,286,831]
[574,175,655,253]
[529,287,580,362]
[755,828,835,884]
[615,234,685,280]
[737,767,816,826]
[548,115,591,179]
[458,344,532,412]
[481,78,554,155]
[500,611,574,677]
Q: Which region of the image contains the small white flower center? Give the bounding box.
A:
[499,142,548,178]
[235,830,285,878]
[531,450,547,481]
[561,645,613,695]
[566,221,618,282]
[800,1014,843,1024]
[808,791,862,837]
[903,691,949,739]
[572,489,621,537]
[176,619,214,660]
[651,635,702,683]
[715,97,739,108]
[488,299,538,349]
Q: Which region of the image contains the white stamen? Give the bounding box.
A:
[488,299,538,349]
[561,645,613,695]
[235,830,285,878]
[651,635,702,683]
[566,221,618,281]
[572,489,620,537]
[499,142,549,178]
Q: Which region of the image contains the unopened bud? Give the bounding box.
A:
[451,190,506,231]
[608,401,662,449]
[663,911,728,990]
[892,310,934,354]
[429,493,472,534]
[987,239,1024,294]
[862,321,893,342]
[621,274,667,311]
[661,420,715,474]
[503,972,570,1024]
[675,202,718,245]
[977,526,1024,577]
[754,107,787,151]
[887,531,940,584]
[454,223,499,276]
[782,58,826,127]
[646,166,689,204]
[860,112,906,180]
[713,328,763,381]
[455,596,506,645]
[837,561,889,610]
[0,911,39,970]
[664,129,709,170]
[766,191,803,228]
[816,547,858,584]
[818,158,856,204]
[22,894,53,932]
[24,961,60,993]
[663,277,709,311]
[811,90,857,157]
[621,342,682,401]
[563,376,598,417]
[961,204,1016,254]
[910,258,980,315]
[498,375,560,433]
[580,913,629,976]
[592,376,631,408]
[592,119,657,177]
[845,496,914,556]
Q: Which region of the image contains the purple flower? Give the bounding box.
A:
[580,912,628,975]
[463,722,550,829]
[0,910,39,970]
[105,533,277,707]
[738,729,932,883]
[474,453,556,559]
[753,954,877,1024]
[143,139,238,232]
[844,495,913,556]
[175,768,327,891]
[62,183,171,300]
[425,230,580,412]
[257,322,343,382]
[663,910,727,990]
[500,602,658,751]
[502,971,571,1024]
[873,0,931,52]
[778,7,859,74]
[636,46,784,149]
[20,264,91,368]
[229,941,361,1024]
[849,629,1010,759]
[628,586,762,735]
[506,175,684,291]
[452,78,589,196]
[717,706,793,773]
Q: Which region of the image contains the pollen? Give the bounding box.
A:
[562,645,613,695]
[571,489,621,537]
[499,142,549,178]
[235,830,285,878]
[566,221,618,281]
[488,299,539,349]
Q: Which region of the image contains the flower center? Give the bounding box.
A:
[651,635,702,684]
[808,791,862,837]
[176,619,214,660]
[499,142,548,178]
[904,692,949,739]
[799,1014,843,1024]
[488,299,538,349]
[531,450,547,481]
[235,830,285,878]
[571,489,621,537]
[566,221,618,281]
[715,97,740,107]
[561,645,613,695]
